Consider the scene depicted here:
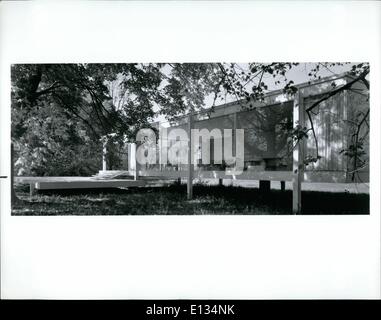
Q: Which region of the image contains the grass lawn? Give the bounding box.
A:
[12,183,369,215]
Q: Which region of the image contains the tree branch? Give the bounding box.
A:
[305,68,369,113]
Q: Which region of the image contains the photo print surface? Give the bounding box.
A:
[11,63,370,215]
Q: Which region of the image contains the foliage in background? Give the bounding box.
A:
[12,64,162,175]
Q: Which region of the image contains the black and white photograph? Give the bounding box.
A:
[0,0,380,302]
[11,62,370,215]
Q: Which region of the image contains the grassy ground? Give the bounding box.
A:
[12,183,369,215]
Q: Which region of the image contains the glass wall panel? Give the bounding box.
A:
[236,102,293,171]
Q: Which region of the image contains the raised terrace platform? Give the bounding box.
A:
[15,176,147,195]
[15,172,369,196]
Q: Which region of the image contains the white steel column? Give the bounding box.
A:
[187,112,194,200]
[292,90,305,214]
[128,143,138,180]
[102,140,107,171]
[232,112,238,186]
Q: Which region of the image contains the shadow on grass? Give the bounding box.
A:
[12,184,369,215]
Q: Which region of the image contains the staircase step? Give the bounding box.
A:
[93,170,134,180]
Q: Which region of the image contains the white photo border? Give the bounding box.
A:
[0,1,380,299]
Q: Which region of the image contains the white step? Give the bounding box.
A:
[93,170,133,180]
